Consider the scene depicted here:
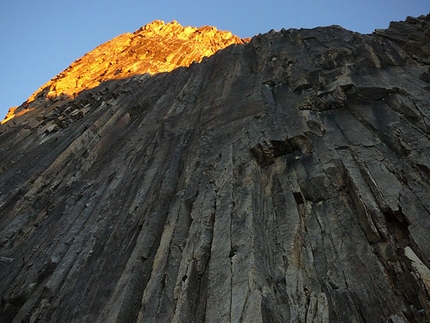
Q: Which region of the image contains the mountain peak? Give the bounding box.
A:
[2,20,248,124]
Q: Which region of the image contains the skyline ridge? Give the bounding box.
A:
[1,0,428,118]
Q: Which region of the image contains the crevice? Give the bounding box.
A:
[293,191,305,204]
[250,135,313,166]
[229,189,235,323]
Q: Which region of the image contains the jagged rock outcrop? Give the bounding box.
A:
[1,20,247,125]
[1,15,430,323]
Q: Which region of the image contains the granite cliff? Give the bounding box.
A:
[1,15,430,323]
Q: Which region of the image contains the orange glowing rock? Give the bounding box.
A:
[1,107,18,124]
[1,21,248,124]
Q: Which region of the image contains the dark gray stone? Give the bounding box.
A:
[1,14,430,323]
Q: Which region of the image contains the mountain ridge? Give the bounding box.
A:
[1,20,248,124]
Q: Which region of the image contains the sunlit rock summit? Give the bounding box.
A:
[1,15,430,322]
[1,20,247,124]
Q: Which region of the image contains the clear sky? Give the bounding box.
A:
[0,0,428,119]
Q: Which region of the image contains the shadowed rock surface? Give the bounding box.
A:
[1,14,430,323]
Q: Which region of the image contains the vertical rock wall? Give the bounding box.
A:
[1,15,430,323]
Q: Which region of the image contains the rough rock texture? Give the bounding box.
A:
[1,15,430,323]
[1,20,247,124]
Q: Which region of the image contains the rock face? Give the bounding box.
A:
[1,20,247,125]
[1,15,430,323]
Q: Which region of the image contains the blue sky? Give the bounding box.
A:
[0,0,429,119]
